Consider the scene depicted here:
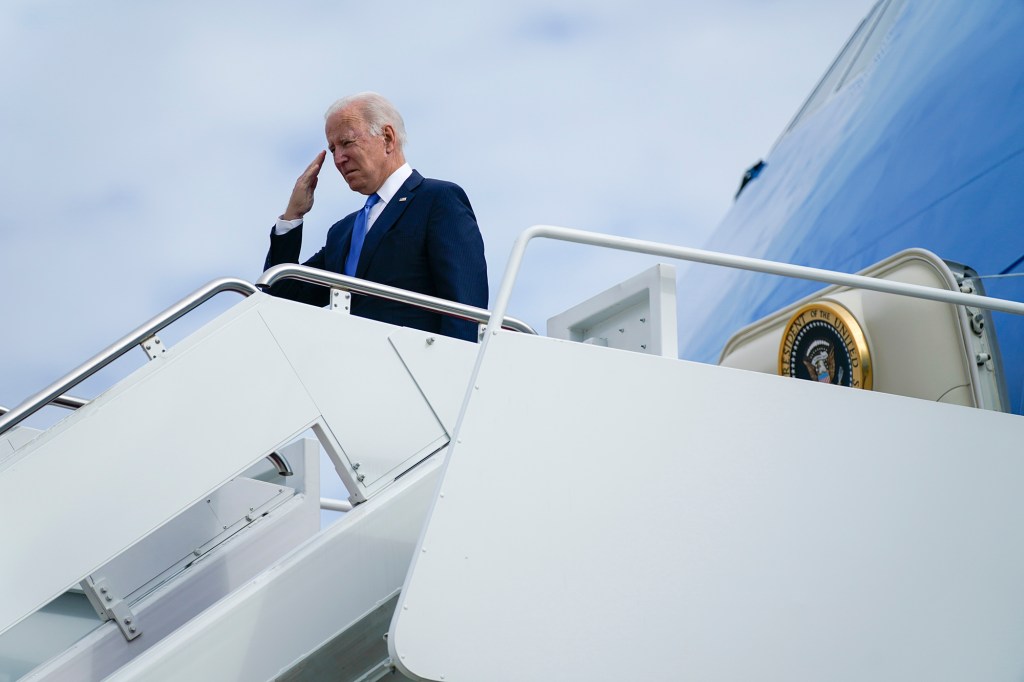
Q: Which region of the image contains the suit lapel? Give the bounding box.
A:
[355,170,423,279]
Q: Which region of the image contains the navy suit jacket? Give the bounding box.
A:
[264,170,488,341]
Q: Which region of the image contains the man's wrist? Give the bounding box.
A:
[274,216,304,235]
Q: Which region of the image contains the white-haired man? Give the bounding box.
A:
[263,92,488,341]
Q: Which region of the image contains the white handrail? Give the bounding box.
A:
[451,224,1024,441]
[483,225,1024,345]
[0,278,258,435]
[258,264,537,335]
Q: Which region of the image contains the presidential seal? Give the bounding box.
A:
[778,301,872,389]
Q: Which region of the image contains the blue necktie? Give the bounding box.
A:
[344,193,381,276]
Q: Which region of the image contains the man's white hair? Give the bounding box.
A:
[325,92,408,149]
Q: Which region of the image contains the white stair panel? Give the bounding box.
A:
[104,455,442,682]
[392,330,1024,681]
[0,296,325,636]
[24,440,320,682]
[255,303,456,497]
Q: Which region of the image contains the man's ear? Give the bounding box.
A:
[382,124,396,153]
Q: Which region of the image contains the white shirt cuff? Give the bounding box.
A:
[274,217,304,235]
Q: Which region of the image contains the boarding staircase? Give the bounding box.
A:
[4,227,1024,681]
[0,266,532,681]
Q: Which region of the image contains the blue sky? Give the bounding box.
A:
[0,0,875,420]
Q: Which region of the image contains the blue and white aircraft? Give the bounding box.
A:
[3,1,1024,680]
[680,0,1024,410]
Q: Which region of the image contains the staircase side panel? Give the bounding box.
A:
[103,457,442,682]
[257,303,464,496]
[392,331,1024,681]
[0,302,320,636]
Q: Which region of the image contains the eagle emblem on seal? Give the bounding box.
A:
[802,339,839,384]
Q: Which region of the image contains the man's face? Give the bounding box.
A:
[325,106,392,195]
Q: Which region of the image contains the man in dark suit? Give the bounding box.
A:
[264,92,488,342]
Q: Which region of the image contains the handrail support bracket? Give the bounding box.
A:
[140,334,167,361]
[80,577,142,642]
[330,288,352,315]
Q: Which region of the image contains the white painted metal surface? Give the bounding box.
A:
[14,439,320,681]
[85,475,293,609]
[389,329,477,434]
[255,300,455,499]
[320,497,354,513]
[547,263,678,357]
[0,296,321,637]
[0,293,475,639]
[105,455,443,682]
[0,426,41,461]
[392,330,1024,681]
[0,594,99,680]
